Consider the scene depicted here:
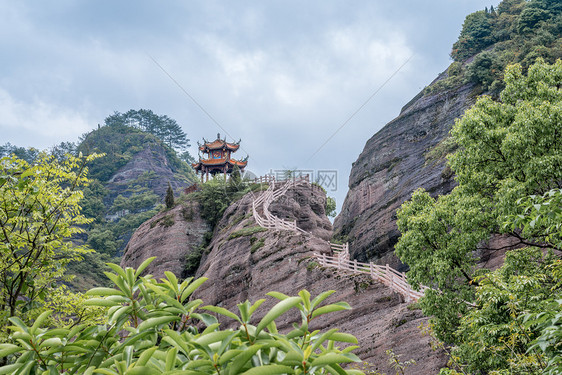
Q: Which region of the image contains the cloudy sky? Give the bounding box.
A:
[1,1,497,211]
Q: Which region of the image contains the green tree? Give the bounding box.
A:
[466,50,504,89]
[86,228,119,255]
[440,188,562,374]
[165,182,175,209]
[195,176,250,229]
[80,180,108,223]
[50,141,77,161]
[0,153,101,334]
[326,196,337,218]
[518,7,552,33]
[0,258,365,374]
[105,109,191,151]
[0,143,39,163]
[395,59,562,342]
[451,247,554,374]
[227,164,242,195]
[451,10,495,61]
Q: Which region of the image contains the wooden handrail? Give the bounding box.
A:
[249,175,426,302]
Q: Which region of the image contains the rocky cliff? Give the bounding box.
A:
[334,76,479,267]
[105,144,191,204]
[122,183,447,373]
[120,199,209,279]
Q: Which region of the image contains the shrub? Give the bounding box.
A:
[228,226,268,239]
[250,238,265,253]
[0,258,364,374]
[194,177,250,229]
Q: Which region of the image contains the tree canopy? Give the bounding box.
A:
[424,0,562,96]
[104,109,190,151]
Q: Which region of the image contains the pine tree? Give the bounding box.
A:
[165,182,175,209]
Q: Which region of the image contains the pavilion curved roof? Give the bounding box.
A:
[199,138,240,152]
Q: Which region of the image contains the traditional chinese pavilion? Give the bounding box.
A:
[192,133,248,182]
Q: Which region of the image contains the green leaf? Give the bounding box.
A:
[0,364,24,375]
[180,277,207,302]
[311,290,336,309]
[202,305,241,323]
[103,272,130,297]
[329,332,358,344]
[266,291,290,301]
[217,349,243,365]
[86,287,126,297]
[137,316,179,331]
[30,310,51,333]
[106,263,128,279]
[124,368,159,375]
[255,296,301,336]
[38,337,62,349]
[309,329,338,353]
[249,299,266,316]
[93,369,119,375]
[240,364,295,375]
[227,344,264,373]
[325,364,347,375]
[165,347,178,371]
[145,283,185,310]
[164,271,179,290]
[162,330,192,356]
[310,302,351,320]
[195,331,235,346]
[0,344,22,358]
[299,290,311,311]
[136,346,158,366]
[8,317,29,332]
[310,353,358,366]
[83,298,120,307]
[134,257,156,278]
[279,350,304,366]
[121,331,154,349]
[109,305,132,324]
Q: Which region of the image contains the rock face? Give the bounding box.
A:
[106,145,190,202]
[120,200,209,279]
[192,184,447,374]
[334,77,479,267]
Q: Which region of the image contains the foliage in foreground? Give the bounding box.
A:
[0,153,104,339]
[0,258,364,374]
[396,59,562,373]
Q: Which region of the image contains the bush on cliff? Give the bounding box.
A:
[193,176,252,230]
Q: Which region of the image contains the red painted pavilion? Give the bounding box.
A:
[192,133,248,182]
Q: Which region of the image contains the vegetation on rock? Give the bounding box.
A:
[77,116,193,183]
[165,182,175,209]
[193,176,254,230]
[424,0,562,96]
